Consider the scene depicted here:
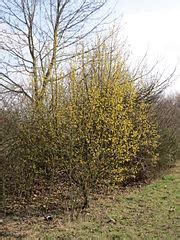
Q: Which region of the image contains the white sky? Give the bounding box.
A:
[109,0,180,95]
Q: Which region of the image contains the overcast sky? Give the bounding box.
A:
[109,0,180,95]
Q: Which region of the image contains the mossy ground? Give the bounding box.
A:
[1,162,179,240]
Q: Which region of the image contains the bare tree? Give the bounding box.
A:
[130,54,176,103]
[0,0,109,105]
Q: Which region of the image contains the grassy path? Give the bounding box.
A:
[1,162,180,239]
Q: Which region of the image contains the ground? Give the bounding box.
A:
[0,162,179,240]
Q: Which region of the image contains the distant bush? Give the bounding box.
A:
[154,97,179,169]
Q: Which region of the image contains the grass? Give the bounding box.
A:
[1,162,179,240]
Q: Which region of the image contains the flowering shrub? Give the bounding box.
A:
[2,38,160,208]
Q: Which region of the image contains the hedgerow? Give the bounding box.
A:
[2,36,174,211]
